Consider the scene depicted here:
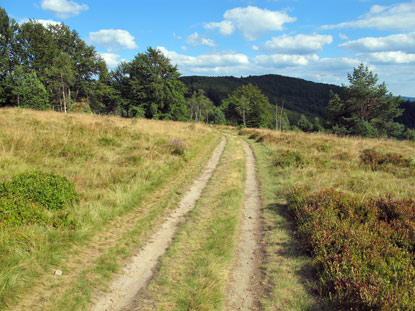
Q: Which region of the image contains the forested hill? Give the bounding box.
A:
[180,74,343,123]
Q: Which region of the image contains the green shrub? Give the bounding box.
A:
[286,187,415,310]
[0,172,79,229]
[404,128,415,141]
[272,150,305,168]
[0,194,46,227]
[68,101,93,114]
[3,171,78,210]
[360,148,413,170]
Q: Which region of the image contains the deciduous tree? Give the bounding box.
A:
[223,83,272,128]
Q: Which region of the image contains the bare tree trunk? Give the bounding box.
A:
[68,88,71,111]
[60,72,67,114]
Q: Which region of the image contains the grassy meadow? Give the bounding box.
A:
[240,128,415,310]
[0,108,221,310]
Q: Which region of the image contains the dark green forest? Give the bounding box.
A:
[181,75,343,124]
[1,6,414,138]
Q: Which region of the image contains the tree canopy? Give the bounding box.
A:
[222,83,272,128]
[111,47,188,120]
[327,63,403,137]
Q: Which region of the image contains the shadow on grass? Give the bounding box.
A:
[265,202,334,311]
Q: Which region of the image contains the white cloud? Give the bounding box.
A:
[157,46,359,81]
[89,29,138,52]
[264,33,333,54]
[252,45,260,51]
[205,6,296,41]
[19,18,61,27]
[340,33,415,53]
[205,21,235,36]
[362,51,415,64]
[41,0,88,18]
[156,46,414,95]
[322,2,415,31]
[186,32,216,47]
[158,46,249,67]
[98,52,122,68]
[254,54,320,67]
[157,46,251,75]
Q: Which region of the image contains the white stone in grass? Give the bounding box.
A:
[54,270,63,276]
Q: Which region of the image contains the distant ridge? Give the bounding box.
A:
[180,74,415,129]
[180,74,342,123]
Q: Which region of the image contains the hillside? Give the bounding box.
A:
[2,108,415,310]
[181,74,415,130]
[180,74,343,123]
[0,108,220,310]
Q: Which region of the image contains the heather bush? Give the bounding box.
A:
[286,187,415,310]
[167,139,187,156]
[272,150,305,168]
[360,148,413,170]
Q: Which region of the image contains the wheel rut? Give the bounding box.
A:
[90,136,227,311]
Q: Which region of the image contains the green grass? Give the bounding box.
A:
[133,135,246,311]
[0,108,221,310]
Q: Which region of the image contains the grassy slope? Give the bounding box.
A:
[240,128,415,310]
[133,134,245,311]
[0,108,221,310]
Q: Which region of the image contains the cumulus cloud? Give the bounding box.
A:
[157,46,359,80]
[362,51,415,64]
[322,2,415,31]
[157,46,251,75]
[254,54,320,67]
[205,6,296,41]
[340,33,415,53]
[98,52,123,68]
[158,46,249,67]
[156,46,414,95]
[205,21,235,36]
[41,0,88,18]
[264,33,333,54]
[186,32,216,47]
[89,29,138,52]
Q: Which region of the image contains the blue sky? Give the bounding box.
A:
[2,0,415,96]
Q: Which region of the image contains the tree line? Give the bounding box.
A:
[1,7,413,139]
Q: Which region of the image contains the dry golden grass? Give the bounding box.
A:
[0,108,220,310]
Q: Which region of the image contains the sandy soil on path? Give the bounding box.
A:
[90,136,226,311]
[225,139,262,311]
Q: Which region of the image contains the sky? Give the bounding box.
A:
[2,0,415,96]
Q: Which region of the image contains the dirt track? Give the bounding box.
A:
[225,140,262,311]
[90,136,226,311]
